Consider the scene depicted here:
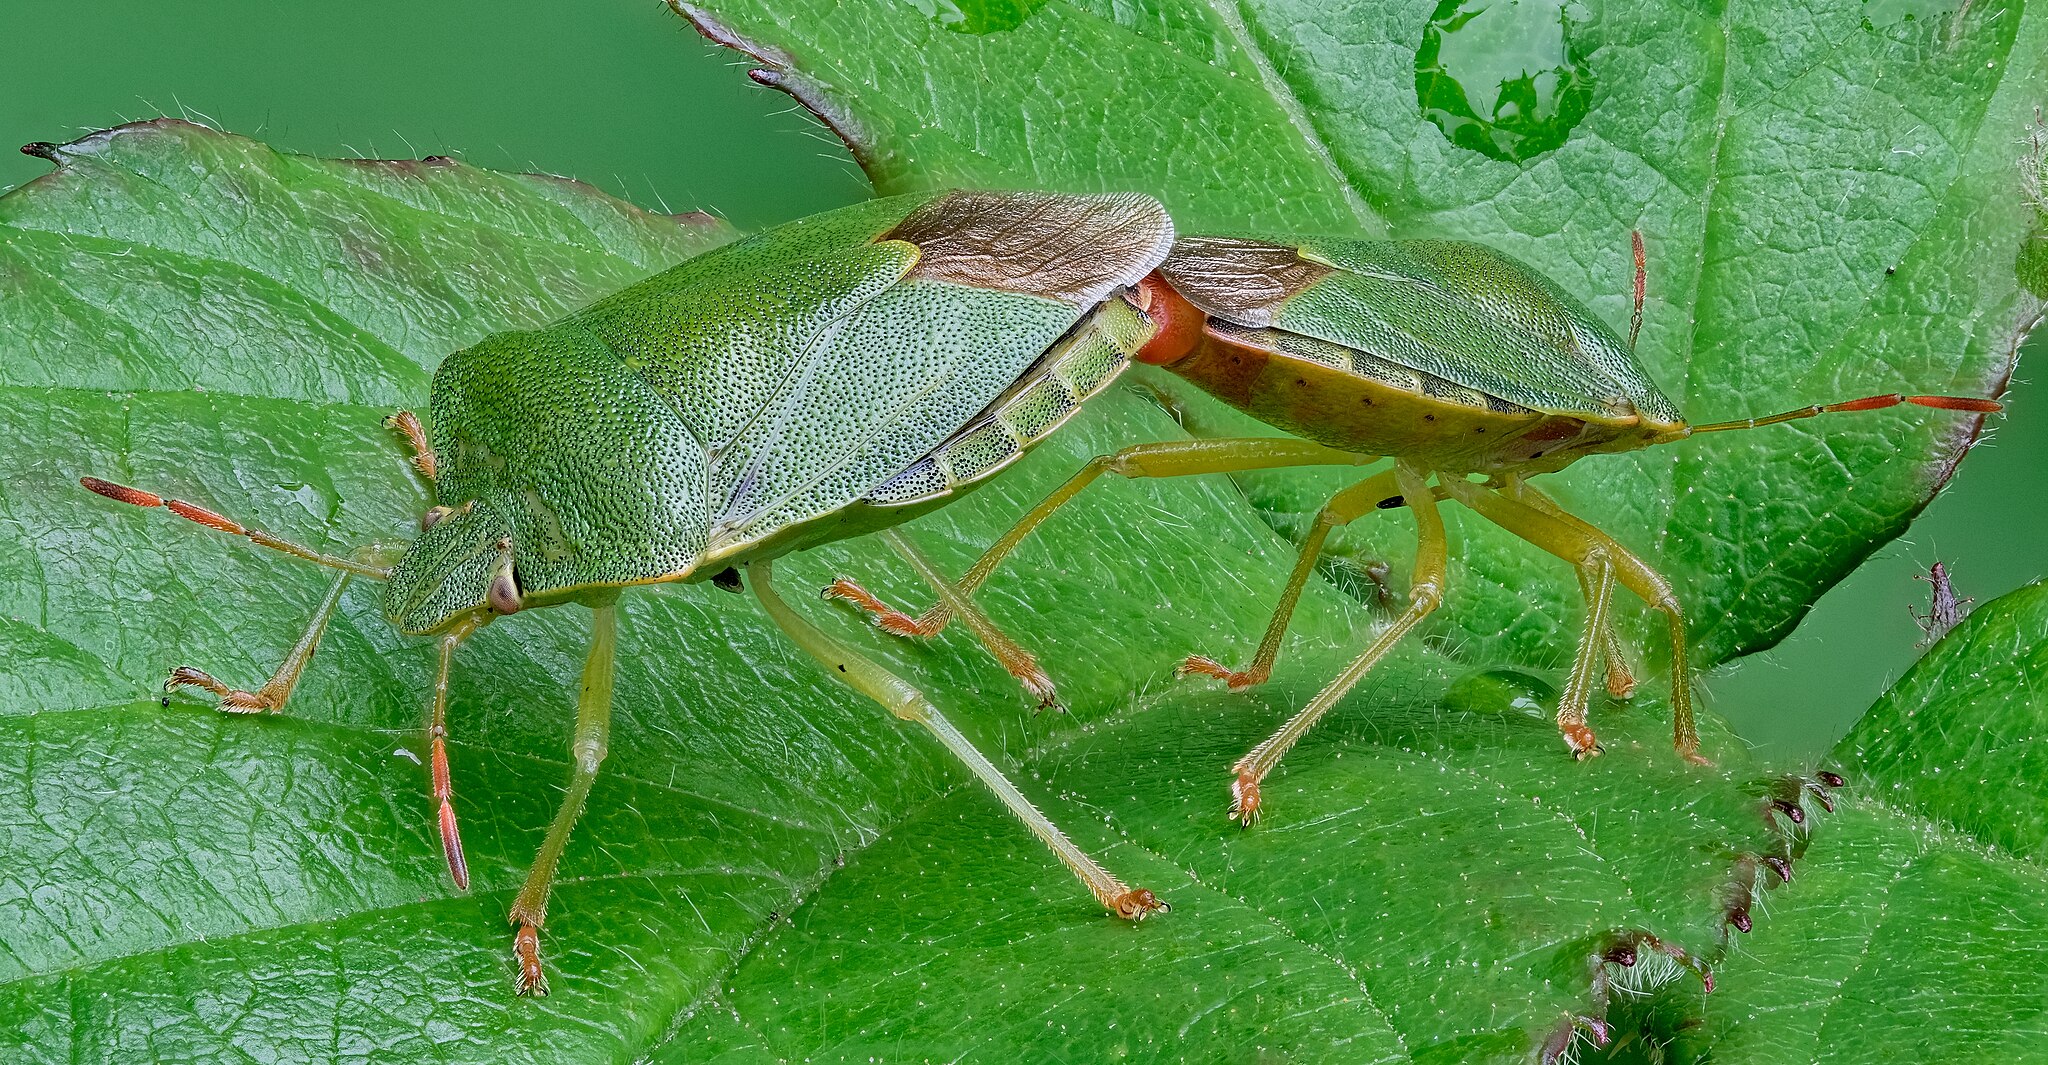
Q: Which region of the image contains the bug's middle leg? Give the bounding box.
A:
[758,560,1166,920]
[876,528,1058,709]
[508,603,618,996]
[1180,468,1402,690]
[1229,463,1447,826]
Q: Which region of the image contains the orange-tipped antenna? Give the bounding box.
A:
[1629,231,1646,354]
[1689,393,2002,434]
[80,476,390,579]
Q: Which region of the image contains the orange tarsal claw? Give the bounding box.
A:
[823,578,936,638]
[1177,655,1268,691]
[1111,888,1169,919]
[1559,723,1603,761]
[1228,771,1262,827]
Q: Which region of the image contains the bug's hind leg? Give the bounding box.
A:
[826,437,1371,644]
[1443,482,1705,766]
[1229,464,1447,826]
[1181,468,1402,691]
[877,529,1058,709]
[508,604,618,996]
[759,560,1165,920]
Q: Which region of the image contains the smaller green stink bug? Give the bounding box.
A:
[80,189,1177,995]
[830,231,2000,824]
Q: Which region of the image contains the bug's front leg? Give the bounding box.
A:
[1442,482,1706,766]
[507,603,617,996]
[165,566,354,714]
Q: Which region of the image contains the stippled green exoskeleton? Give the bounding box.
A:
[81,189,1177,995]
[830,232,2001,824]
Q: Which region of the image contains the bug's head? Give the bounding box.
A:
[383,497,524,635]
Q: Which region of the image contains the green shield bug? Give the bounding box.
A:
[79,189,1177,995]
[830,232,2001,824]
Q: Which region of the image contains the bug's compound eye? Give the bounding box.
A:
[420,505,455,532]
[487,537,522,615]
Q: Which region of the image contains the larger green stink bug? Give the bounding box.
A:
[78,189,1177,995]
[831,232,2000,824]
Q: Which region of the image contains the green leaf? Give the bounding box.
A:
[1694,583,2048,1062]
[1834,580,2048,859]
[3,122,2043,1064]
[670,0,2041,673]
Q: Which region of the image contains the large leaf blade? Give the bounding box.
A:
[3,119,2045,1064]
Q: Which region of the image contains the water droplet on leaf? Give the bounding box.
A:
[901,0,1046,33]
[1442,667,1556,719]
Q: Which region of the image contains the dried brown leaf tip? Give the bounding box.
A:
[1911,561,1974,647]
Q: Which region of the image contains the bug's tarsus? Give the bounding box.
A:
[384,410,437,481]
[711,566,743,593]
[512,924,546,997]
[1177,655,1269,691]
[79,475,392,579]
[165,666,275,714]
[1228,770,1263,827]
[823,577,941,637]
[20,141,59,161]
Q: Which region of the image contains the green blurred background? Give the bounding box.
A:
[4,0,2042,760]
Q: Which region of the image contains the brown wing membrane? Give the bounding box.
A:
[883,190,1175,306]
[1157,236,1332,326]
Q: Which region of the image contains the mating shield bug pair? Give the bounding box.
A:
[80,190,1998,994]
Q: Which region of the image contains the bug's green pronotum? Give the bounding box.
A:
[79,189,1179,995]
[831,232,2002,823]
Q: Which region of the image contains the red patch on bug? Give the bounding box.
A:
[1132,273,1204,366]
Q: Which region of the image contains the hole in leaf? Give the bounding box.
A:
[1413,0,1594,163]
